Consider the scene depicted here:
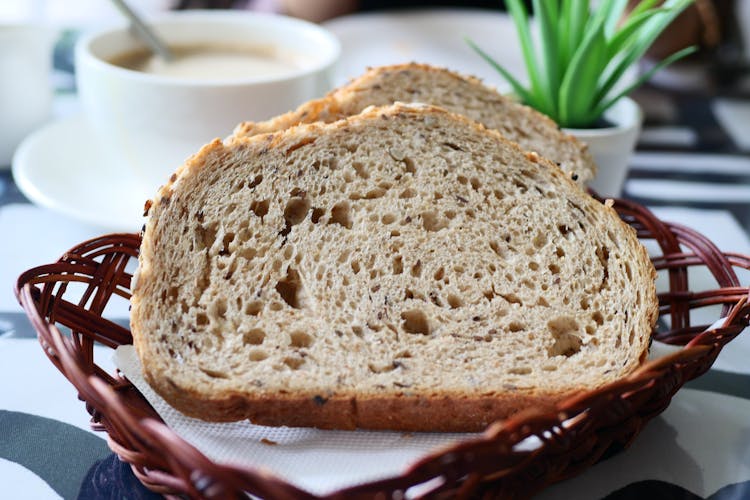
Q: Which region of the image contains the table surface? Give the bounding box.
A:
[3,8,750,499]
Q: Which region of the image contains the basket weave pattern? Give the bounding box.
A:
[15,198,750,499]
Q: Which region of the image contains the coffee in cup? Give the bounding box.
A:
[75,11,340,194]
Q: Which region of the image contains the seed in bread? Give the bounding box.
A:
[131,103,657,432]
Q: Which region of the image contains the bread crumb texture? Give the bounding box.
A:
[131,104,656,431]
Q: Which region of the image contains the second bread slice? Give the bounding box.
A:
[233,63,597,184]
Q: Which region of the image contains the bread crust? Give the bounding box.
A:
[132,103,657,432]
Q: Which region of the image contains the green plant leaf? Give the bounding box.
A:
[465,37,536,106]
[505,0,554,114]
[629,0,662,18]
[595,0,693,104]
[566,0,590,60]
[533,0,561,116]
[558,11,608,127]
[603,0,629,37]
[607,7,672,60]
[593,45,697,118]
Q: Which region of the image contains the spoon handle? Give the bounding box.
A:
[109,0,174,62]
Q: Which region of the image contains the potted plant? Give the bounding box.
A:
[468,0,695,197]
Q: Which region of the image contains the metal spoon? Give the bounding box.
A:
[109,0,174,62]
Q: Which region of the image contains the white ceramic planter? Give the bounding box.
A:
[565,96,643,198]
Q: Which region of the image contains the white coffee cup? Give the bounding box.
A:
[74,10,340,191]
[0,24,56,167]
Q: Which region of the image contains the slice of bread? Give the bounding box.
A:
[232,63,597,185]
[131,103,656,432]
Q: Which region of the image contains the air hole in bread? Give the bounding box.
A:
[243,328,265,345]
[528,261,539,271]
[388,145,406,161]
[558,224,572,238]
[457,175,468,185]
[351,260,361,274]
[382,213,397,225]
[237,246,256,261]
[470,177,482,190]
[249,349,268,361]
[196,313,209,326]
[365,188,386,199]
[556,246,566,258]
[311,207,325,223]
[433,267,445,281]
[275,268,307,309]
[337,249,351,264]
[547,316,583,357]
[399,188,416,199]
[161,286,179,303]
[392,255,404,275]
[508,366,531,375]
[250,199,270,221]
[508,321,524,332]
[493,189,504,201]
[403,157,417,174]
[421,211,448,232]
[401,309,430,335]
[489,240,505,258]
[200,367,229,379]
[352,161,370,179]
[284,357,305,370]
[329,201,352,229]
[209,299,227,320]
[592,311,604,325]
[247,174,263,189]
[289,330,313,348]
[542,365,557,371]
[447,294,464,308]
[284,196,311,227]
[536,296,550,307]
[501,293,522,305]
[269,301,284,311]
[410,260,422,278]
[351,326,364,337]
[513,180,528,193]
[533,233,547,249]
[368,362,397,374]
[548,263,561,275]
[195,223,218,252]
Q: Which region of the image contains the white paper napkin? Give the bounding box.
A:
[114,345,477,496]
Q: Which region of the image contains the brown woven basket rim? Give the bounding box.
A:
[14,197,750,499]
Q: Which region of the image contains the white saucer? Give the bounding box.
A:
[323,9,523,88]
[12,115,151,232]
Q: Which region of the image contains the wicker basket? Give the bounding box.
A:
[15,197,750,499]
